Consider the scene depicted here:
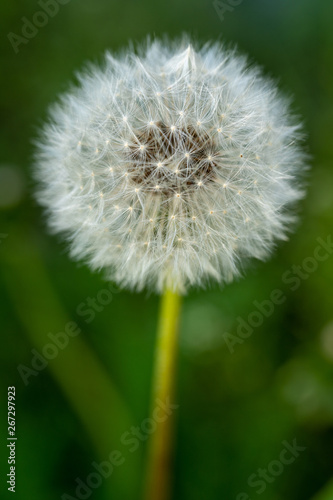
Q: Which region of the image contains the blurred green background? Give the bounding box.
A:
[1,0,333,499]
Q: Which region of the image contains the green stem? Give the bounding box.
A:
[144,288,182,500]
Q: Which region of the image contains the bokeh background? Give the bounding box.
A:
[1,0,333,499]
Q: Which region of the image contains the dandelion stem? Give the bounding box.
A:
[144,288,182,500]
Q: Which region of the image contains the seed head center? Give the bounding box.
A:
[127,122,215,195]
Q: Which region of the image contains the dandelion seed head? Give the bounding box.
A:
[34,38,307,293]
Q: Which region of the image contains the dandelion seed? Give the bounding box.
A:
[34,38,307,293]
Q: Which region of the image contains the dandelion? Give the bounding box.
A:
[34,38,307,500]
[34,40,305,295]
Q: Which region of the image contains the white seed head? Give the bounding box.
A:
[34,39,307,294]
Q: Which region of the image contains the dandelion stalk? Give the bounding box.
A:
[144,288,182,500]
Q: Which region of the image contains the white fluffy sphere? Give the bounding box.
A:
[34,39,306,293]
